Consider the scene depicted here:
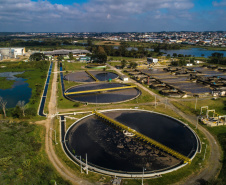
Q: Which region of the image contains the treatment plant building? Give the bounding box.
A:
[0,47,26,60]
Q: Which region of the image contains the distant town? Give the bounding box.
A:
[1,31,226,47]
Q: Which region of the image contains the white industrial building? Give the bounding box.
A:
[147,57,158,64]
[0,47,26,60]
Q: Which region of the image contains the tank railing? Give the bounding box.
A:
[85,70,99,81]
[64,85,137,96]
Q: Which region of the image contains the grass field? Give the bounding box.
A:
[61,61,86,71]
[0,120,70,185]
[172,98,226,183]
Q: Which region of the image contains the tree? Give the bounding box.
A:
[87,38,93,46]
[57,55,64,61]
[0,96,7,117]
[172,53,177,58]
[130,61,138,69]
[209,52,225,64]
[68,52,74,60]
[121,60,127,69]
[30,53,47,61]
[17,100,27,117]
[12,106,22,118]
[166,54,171,58]
[91,46,107,63]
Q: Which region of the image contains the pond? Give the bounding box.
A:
[161,48,226,58]
[114,47,226,58]
[0,72,32,108]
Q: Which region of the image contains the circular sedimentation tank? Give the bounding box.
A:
[64,109,199,177]
[65,83,140,104]
[64,71,118,82]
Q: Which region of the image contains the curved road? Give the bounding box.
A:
[44,62,221,185]
[107,64,221,185]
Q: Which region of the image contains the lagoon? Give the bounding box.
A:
[0,72,32,108]
[161,48,226,58]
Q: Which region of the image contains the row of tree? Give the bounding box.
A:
[87,41,164,60]
[0,97,36,118]
[209,52,226,64]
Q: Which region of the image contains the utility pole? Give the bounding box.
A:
[142,167,145,185]
[86,153,88,174]
[195,97,198,110]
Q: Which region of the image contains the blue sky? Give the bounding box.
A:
[0,0,225,32]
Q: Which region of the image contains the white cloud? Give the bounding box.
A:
[0,0,224,32]
[213,0,226,6]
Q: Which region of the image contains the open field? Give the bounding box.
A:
[61,61,86,71]
[172,98,226,183]
[95,40,121,46]
[0,120,70,185]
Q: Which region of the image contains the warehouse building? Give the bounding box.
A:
[0,47,26,60]
[43,49,91,58]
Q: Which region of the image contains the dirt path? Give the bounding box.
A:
[45,61,93,185]
[169,104,221,185]
[43,63,221,185]
[108,64,221,185]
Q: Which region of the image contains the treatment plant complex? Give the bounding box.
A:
[32,49,224,185]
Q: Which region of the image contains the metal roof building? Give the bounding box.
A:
[43,49,91,56]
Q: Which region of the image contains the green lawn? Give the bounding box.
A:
[61,61,86,71]
[0,120,70,185]
[172,98,226,183]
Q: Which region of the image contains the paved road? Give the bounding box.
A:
[108,64,221,185]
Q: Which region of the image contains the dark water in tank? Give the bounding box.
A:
[93,72,118,81]
[64,71,118,82]
[0,72,32,108]
[66,83,140,103]
[66,110,198,172]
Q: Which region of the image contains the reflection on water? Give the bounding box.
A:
[66,110,197,172]
[0,72,32,108]
[66,83,140,103]
[64,71,118,82]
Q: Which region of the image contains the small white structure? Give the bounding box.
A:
[186,63,193,66]
[147,57,158,65]
[120,75,129,81]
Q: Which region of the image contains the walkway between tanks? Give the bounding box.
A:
[107,63,221,185]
